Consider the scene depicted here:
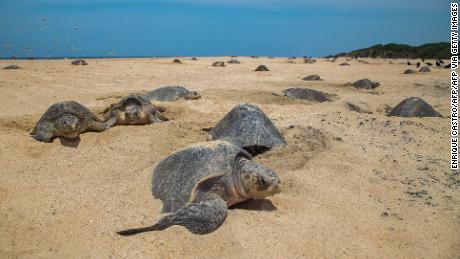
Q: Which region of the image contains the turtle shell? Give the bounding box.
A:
[387,97,442,117]
[144,86,191,101]
[283,88,332,102]
[209,103,286,155]
[152,141,251,213]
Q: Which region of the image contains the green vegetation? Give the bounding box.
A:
[331,42,450,59]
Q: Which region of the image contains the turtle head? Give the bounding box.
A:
[57,113,80,133]
[184,91,201,100]
[238,158,281,198]
[124,104,142,122]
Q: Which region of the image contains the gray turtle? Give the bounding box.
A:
[227,59,240,64]
[117,140,281,235]
[255,65,269,71]
[387,97,442,117]
[143,86,201,102]
[283,88,334,102]
[419,66,430,72]
[71,59,88,65]
[303,58,316,64]
[212,61,226,67]
[349,79,380,89]
[403,69,416,74]
[30,101,107,142]
[103,94,168,127]
[302,75,322,81]
[3,65,21,69]
[209,103,286,155]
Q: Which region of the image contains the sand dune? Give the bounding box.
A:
[0,57,458,258]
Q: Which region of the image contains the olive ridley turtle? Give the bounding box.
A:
[103,94,168,127]
[282,88,334,102]
[209,103,286,155]
[30,101,107,142]
[143,86,201,102]
[255,65,269,71]
[387,97,442,117]
[117,140,281,235]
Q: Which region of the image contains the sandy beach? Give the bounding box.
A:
[0,57,458,258]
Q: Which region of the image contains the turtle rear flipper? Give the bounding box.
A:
[117,194,227,235]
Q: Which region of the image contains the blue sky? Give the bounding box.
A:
[0,0,451,57]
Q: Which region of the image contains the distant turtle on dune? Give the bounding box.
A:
[144,86,201,102]
[117,140,281,235]
[212,61,226,67]
[255,65,269,71]
[103,94,168,127]
[282,88,334,103]
[30,101,107,142]
[348,78,380,89]
[71,59,88,65]
[173,59,182,64]
[403,69,416,74]
[191,57,198,61]
[302,75,322,81]
[3,65,21,69]
[227,59,240,64]
[209,103,285,155]
[387,97,442,117]
[339,62,350,66]
[419,66,431,72]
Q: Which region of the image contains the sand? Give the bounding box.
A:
[0,57,458,258]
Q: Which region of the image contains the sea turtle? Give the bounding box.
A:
[303,58,316,64]
[227,59,240,64]
[71,59,88,65]
[30,101,107,142]
[339,62,350,66]
[209,103,286,155]
[302,75,322,81]
[349,79,380,89]
[419,66,430,72]
[117,140,281,235]
[143,86,201,102]
[173,59,182,64]
[212,61,226,67]
[282,88,334,102]
[387,97,442,117]
[191,57,198,61]
[103,94,168,127]
[3,65,21,69]
[255,65,269,71]
[403,69,416,74]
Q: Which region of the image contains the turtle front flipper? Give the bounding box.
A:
[87,118,109,132]
[101,116,118,129]
[147,106,169,123]
[31,122,55,142]
[117,193,227,235]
